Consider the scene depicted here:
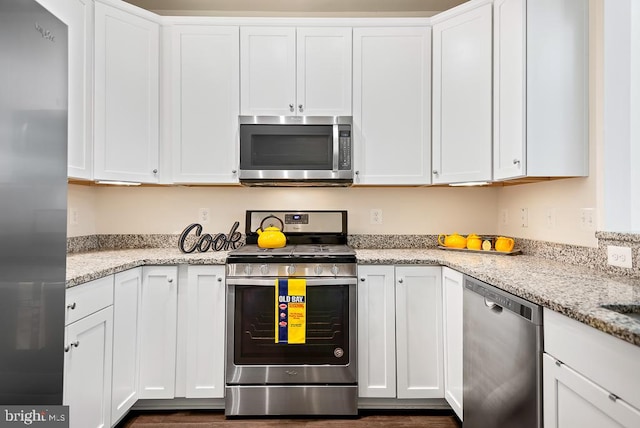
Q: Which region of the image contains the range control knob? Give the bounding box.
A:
[243,264,253,275]
[314,265,324,275]
[260,264,269,275]
[331,264,340,275]
[287,265,296,275]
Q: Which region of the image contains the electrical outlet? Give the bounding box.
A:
[545,208,556,229]
[580,208,595,230]
[69,207,79,226]
[370,209,383,225]
[520,208,529,228]
[500,209,509,226]
[198,208,211,224]
[607,246,632,268]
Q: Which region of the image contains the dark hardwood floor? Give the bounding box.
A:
[117,410,462,428]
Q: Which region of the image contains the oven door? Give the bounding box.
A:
[226,277,357,385]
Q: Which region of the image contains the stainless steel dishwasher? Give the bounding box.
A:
[463,275,543,428]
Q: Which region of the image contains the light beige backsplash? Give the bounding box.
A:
[68,184,500,237]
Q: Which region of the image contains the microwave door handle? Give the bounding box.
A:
[332,124,339,172]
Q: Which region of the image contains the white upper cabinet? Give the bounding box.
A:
[493,0,589,180]
[36,0,94,180]
[94,0,160,183]
[432,1,492,184]
[240,26,351,116]
[167,25,239,184]
[352,27,431,185]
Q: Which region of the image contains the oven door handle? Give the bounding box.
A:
[226,278,357,286]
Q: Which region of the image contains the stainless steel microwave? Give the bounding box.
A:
[238,116,353,186]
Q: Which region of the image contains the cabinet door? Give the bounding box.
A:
[493,0,526,180]
[353,27,431,185]
[94,2,159,183]
[395,266,444,399]
[170,25,239,184]
[63,307,113,428]
[543,354,640,428]
[296,27,352,116]
[442,267,463,419]
[36,0,93,180]
[432,3,492,184]
[185,266,226,398]
[112,268,142,424]
[240,27,296,116]
[357,265,396,398]
[138,266,178,399]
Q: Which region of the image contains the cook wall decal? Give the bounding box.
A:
[178,221,243,253]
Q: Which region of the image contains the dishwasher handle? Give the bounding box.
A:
[464,275,542,325]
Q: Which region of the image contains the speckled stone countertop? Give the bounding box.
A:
[66,248,228,287]
[357,249,640,347]
[66,248,640,347]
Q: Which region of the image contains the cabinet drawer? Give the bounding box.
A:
[65,276,114,325]
[544,308,640,410]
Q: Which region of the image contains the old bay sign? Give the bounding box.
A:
[178,221,243,253]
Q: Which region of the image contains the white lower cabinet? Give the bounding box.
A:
[64,277,114,428]
[111,268,142,424]
[543,354,640,428]
[357,265,443,399]
[184,266,226,398]
[138,266,178,399]
[441,267,463,420]
[544,309,640,428]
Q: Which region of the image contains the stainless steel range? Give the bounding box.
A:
[225,210,357,417]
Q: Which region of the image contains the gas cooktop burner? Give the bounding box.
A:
[228,244,355,258]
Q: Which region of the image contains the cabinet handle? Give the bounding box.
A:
[555,359,562,367]
[217,277,223,282]
[360,277,365,282]
[231,170,237,174]
[608,393,619,402]
[64,340,80,352]
[398,278,404,284]
[153,169,158,174]
[513,159,520,166]
[432,170,439,176]
[289,104,294,112]
[298,104,304,113]
[168,278,174,283]
[66,302,76,310]
[355,171,359,175]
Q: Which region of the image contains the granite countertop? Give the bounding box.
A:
[66,247,640,347]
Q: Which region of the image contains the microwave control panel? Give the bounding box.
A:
[338,126,352,170]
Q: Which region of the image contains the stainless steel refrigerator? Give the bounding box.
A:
[0,0,68,405]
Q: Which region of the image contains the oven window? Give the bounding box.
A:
[234,284,349,365]
[240,125,333,170]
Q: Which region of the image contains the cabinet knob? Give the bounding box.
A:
[298,104,304,113]
[355,171,360,175]
[432,170,439,176]
[217,277,223,282]
[398,278,404,284]
[608,393,619,402]
[153,169,158,174]
[232,170,237,174]
[360,277,365,282]
[66,302,76,310]
[168,278,174,283]
[289,104,294,112]
[513,159,520,166]
[64,340,80,352]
